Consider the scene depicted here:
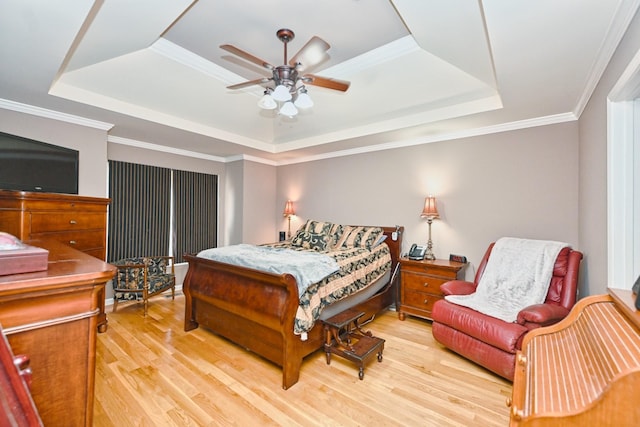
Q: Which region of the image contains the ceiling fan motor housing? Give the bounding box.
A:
[274,65,299,90]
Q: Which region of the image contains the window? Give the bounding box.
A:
[107,161,217,263]
[173,170,218,263]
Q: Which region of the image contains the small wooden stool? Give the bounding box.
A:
[323,308,385,380]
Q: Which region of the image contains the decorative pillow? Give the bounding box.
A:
[336,226,384,250]
[327,223,345,249]
[290,220,333,251]
[372,234,388,248]
[146,257,168,276]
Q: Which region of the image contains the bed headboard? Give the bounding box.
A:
[379,225,404,270]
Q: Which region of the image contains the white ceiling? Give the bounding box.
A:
[1,0,638,164]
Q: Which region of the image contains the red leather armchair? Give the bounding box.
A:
[431,242,583,381]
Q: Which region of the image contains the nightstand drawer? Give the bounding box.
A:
[401,272,447,295]
[398,258,467,321]
[403,289,439,313]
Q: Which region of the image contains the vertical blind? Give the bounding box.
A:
[107,160,217,263]
[108,161,171,262]
[173,170,217,263]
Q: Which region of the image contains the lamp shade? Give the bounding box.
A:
[283,200,295,216]
[420,195,440,219]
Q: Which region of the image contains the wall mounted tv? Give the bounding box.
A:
[0,131,79,194]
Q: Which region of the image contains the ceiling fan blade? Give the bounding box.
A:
[220,44,274,70]
[227,77,272,90]
[303,74,350,92]
[289,36,330,71]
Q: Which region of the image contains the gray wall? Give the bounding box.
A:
[225,159,277,245]
[578,7,640,296]
[277,122,580,283]
[0,109,108,197]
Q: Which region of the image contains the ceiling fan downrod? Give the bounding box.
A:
[276,28,295,65]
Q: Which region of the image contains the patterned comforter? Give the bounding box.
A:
[264,242,392,334]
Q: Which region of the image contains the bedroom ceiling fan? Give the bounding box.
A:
[221,28,350,117]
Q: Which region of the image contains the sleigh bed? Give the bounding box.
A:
[183,223,404,389]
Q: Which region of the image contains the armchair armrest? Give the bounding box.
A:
[440,280,477,296]
[113,260,148,290]
[516,303,570,327]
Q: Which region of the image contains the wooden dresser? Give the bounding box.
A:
[0,323,42,426]
[0,189,111,331]
[509,288,640,426]
[398,258,467,320]
[0,239,115,427]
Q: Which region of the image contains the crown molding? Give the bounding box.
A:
[574,0,640,117]
[0,98,113,131]
[322,35,420,77]
[150,38,262,97]
[276,112,578,166]
[108,135,227,163]
[224,154,277,166]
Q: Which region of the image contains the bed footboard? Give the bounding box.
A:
[183,225,404,389]
[183,253,316,389]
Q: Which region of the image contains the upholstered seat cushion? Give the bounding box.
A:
[432,299,529,354]
[148,273,175,293]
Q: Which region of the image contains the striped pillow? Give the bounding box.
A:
[335,226,384,250]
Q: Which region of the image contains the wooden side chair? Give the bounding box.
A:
[112,256,176,316]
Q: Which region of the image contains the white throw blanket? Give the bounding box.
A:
[445,237,566,323]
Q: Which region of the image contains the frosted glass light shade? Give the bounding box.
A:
[257,93,277,110]
[294,92,313,109]
[279,101,298,117]
[272,85,292,102]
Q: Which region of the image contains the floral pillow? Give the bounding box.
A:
[290,220,333,251]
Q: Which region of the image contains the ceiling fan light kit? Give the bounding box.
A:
[257,91,278,110]
[279,101,298,117]
[271,84,292,102]
[222,28,350,118]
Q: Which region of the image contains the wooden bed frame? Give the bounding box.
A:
[183,225,404,389]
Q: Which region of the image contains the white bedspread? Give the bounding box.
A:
[445,237,566,323]
[197,244,339,295]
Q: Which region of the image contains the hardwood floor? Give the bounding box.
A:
[94,293,512,426]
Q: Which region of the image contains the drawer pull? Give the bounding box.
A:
[69,240,77,245]
[69,220,77,225]
[423,282,430,287]
[423,298,429,304]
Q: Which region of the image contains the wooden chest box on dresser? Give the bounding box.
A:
[398,258,467,320]
[0,189,111,331]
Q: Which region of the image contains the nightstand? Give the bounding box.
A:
[398,258,467,320]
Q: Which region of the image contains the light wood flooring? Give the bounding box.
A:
[94,293,512,426]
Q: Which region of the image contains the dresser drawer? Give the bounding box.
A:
[29,212,105,233]
[401,272,447,296]
[402,289,440,313]
[14,199,107,212]
[31,230,106,252]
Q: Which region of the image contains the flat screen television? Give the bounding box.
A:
[0,131,79,194]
